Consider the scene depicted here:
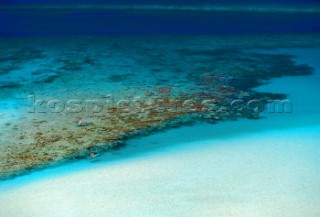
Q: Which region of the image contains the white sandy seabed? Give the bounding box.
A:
[0,49,319,217]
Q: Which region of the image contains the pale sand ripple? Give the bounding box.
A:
[0,126,319,217]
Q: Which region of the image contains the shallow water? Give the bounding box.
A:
[1,2,320,216]
[0,48,319,217]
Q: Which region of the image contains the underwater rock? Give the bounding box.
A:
[2,35,318,180]
[0,82,22,89]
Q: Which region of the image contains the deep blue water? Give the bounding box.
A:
[1,0,319,4]
[1,8,320,36]
[1,0,320,36]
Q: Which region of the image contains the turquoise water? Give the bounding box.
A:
[1,1,320,215]
[0,48,319,216]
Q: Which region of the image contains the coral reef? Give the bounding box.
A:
[0,34,319,180]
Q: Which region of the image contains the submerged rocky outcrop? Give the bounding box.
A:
[0,34,318,180]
